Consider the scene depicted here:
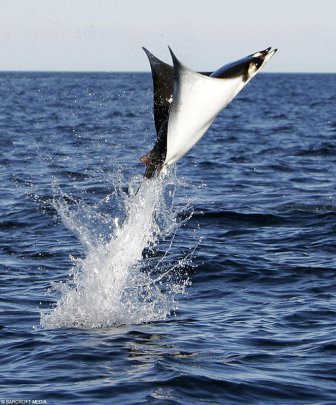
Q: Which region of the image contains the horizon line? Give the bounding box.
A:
[0,69,335,75]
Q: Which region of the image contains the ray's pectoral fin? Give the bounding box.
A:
[142,48,175,136]
[161,47,277,171]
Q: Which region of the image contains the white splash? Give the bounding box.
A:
[40,171,192,329]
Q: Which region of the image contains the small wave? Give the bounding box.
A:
[191,209,283,226]
[277,202,336,214]
[296,142,336,157]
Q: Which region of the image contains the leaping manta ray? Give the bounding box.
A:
[140,46,277,179]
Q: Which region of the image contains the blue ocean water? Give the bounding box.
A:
[0,71,336,404]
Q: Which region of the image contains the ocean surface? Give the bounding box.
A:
[0,71,335,404]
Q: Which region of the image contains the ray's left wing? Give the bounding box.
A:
[142,48,174,136]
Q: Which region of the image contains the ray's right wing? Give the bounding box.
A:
[162,48,277,169]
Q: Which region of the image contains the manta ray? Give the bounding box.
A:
[140,46,277,178]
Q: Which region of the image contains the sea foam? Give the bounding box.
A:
[40,171,192,329]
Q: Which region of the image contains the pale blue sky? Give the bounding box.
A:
[0,0,335,72]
